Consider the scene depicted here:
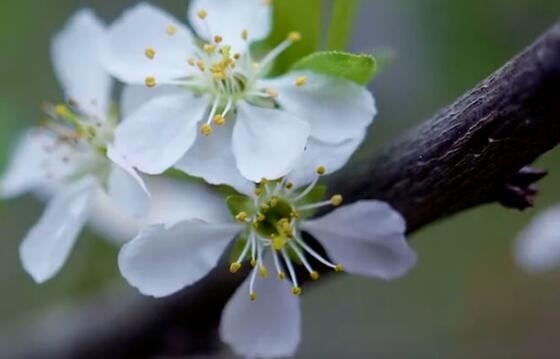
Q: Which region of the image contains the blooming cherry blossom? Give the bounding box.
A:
[119,163,416,358]
[102,1,376,186]
[0,10,200,283]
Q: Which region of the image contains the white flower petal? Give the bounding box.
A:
[188,0,272,52]
[88,187,143,245]
[515,205,560,273]
[0,129,56,198]
[19,177,97,283]
[113,93,208,174]
[51,9,111,117]
[145,175,231,225]
[301,200,416,280]
[220,253,301,359]
[121,84,181,119]
[107,147,150,218]
[118,219,240,297]
[175,120,254,195]
[260,71,377,143]
[103,3,194,84]
[287,131,366,187]
[233,102,310,182]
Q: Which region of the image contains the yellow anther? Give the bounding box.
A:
[316,165,326,175]
[166,24,177,35]
[290,210,299,218]
[144,48,156,59]
[260,204,270,213]
[250,259,257,267]
[255,188,264,196]
[212,72,226,80]
[241,29,249,40]
[271,234,287,250]
[230,262,242,273]
[257,213,266,222]
[310,271,320,280]
[197,9,208,19]
[270,197,278,207]
[259,266,269,278]
[145,76,156,88]
[249,292,257,301]
[213,115,225,126]
[278,272,286,280]
[265,88,279,98]
[285,182,294,190]
[292,287,302,296]
[214,35,223,43]
[196,60,206,72]
[233,53,241,60]
[187,58,196,66]
[203,44,216,54]
[287,31,302,42]
[295,76,307,87]
[235,211,248,222]
[200,124,213,136]
[335,264,345,272]
[54,104,69,118]
[260,177,269,185]
[330,194,343,206]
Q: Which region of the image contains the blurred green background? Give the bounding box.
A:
[1,0,560,358]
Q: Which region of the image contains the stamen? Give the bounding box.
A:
[187,58,196,66]
[235,211,248,222]
[258,38,293,70]
[213,114,225,126]
[259,265,269,278]
[330,194,343,206]
[287,31,302,42]
[145,76,156,88]
[288,241,317,280]
[144,48,156,59]
[335,264,345,272]
[265,88,279,98]
[272,250,285,280]
[230,262,242,273]
[295,76,307,87]
[293,234,339,270]
[197,9,208,19]
[297,195,342,212]
[281,248,300,295]
[316,165,326,175]
[294,175,319,201]
[200,123,213,136]
[241,29,249,40]
[166,24,177,35]
[214,35,223,43]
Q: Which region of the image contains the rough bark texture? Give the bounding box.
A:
[5,22,560,359]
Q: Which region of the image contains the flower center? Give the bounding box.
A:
[228,167,345,301]
[39,102,115,184]
[142,9,304,137]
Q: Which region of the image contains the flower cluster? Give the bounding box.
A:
[1,1,417,357]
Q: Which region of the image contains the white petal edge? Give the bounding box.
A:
[119,219,240,297]
[188,0,272,52]
[107,146,150,218]
[102,3,195,84]
[19,177,97,283]
[51,9,111,117]
[515,205,560,273]
[175,119,254,195]
[113,93,208,175]
[287,131,366,188]
[0,129,59,199]
[233,101,310,182]
[220,252,301,359]
[260,71,377,143]
[301,200,416,280]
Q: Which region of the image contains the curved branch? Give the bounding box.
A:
[5,22,560,359]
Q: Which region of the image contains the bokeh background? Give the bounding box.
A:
[1,0,560,358]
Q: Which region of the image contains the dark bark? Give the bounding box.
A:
[5,22,560,359]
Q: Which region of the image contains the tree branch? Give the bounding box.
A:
[6,22,560,359]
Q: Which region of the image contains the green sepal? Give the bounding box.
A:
[291,51,377,85]
[226,195,255,217]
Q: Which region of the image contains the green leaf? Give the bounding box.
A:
[226,195,254,216]
[291,51,377,85]
[254,0,323,75]
[326,0,359,50]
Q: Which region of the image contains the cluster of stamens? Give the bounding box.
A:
[38,101,112,182]
[142,8,308,137]
[229,166,344,301]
